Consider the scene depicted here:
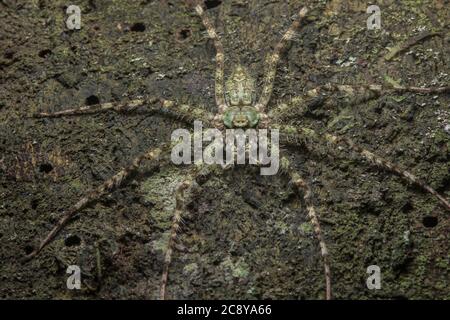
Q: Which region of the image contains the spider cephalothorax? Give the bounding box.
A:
[223,105,260,128]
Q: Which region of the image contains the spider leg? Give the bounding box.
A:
[281,156,332,300]
[305,84,450,104]
[159,179,192,300]
[270,84,449,119]
[192,1,226,113]
[31,98,214,125]
[278,125,450,211]
[160,164,223,300]
[255,7,309,113]
[23,143,172,261]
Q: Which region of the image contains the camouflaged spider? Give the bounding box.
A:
[26,1,450,300]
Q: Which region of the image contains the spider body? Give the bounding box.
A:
[222,65,260,128]
[24,1,450,300]
[225,66,256,107]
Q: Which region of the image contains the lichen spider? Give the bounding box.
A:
[26,0,449,300]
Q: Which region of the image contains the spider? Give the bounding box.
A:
[25,0,450,300]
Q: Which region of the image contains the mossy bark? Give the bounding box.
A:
[0,0,449,299]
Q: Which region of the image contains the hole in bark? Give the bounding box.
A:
[85,95,100,105]
[38,49,52,58]
[130,22,146,32]
[4,49,14,59]
[422,216,438,228]
[31,199,39,210]
[65,235,81,247]
[205,0,222,9]
[24,245,34,255]
[177,28,192,42]
[39,163,53,173]
[401,202,413,213]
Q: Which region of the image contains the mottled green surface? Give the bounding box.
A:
[0,0,449,299]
